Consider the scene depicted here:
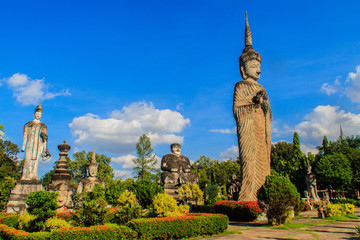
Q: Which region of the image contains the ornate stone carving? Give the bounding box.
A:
[160,143,199,199]
[76,147,105,196]
[305,166,320,201]
[48,140,75,211]
[233,13,272,201]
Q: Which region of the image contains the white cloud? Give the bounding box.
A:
[69,102,190,155]
[295,105,360,145]
[176,103,184,111]
[5,73,71,105]
[320,76,342,96]
[300,143,318,155]
[112,154,137,169]
[219,145,238,161]
[210,127,236,134]
[113,169,133,179]
[346,65,360,103]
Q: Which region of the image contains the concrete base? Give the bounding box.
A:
[6,179,44,214]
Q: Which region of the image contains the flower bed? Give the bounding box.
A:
[325,203,355,217]
[127,213,228,239]
[0,224,137,240]
[214,200,263,221]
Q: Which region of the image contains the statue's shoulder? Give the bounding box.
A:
[162,154,177,161]
[179,154,190,161]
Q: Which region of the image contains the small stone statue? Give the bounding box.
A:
[76,147,105,196]
[161,143,199,189]
[305,166,320,201]
[233,13,272,201]
[21,103,51,180]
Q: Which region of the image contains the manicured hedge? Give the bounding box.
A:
[127,213,228,239]
[214,200,263,221]
[0,224,137,240]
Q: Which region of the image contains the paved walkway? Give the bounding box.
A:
[196,208,360,240]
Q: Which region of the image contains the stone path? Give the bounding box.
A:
[195,208,360,240]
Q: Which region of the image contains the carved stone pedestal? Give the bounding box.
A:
[6,179,44,214]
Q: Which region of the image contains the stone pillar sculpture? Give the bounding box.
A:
[233,13,272,201]
[48,140,75,211]
[160,143,199,199]
[7,103,51,213]
[76,147,105,197]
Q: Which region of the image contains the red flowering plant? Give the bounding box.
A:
[56,212,73,222]
[311,200,328,209]
[214,200,263,221]
[127,213,228,239]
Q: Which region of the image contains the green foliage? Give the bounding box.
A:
[69,150,114,185]
[18,213,37,232]
[49,225,137,240]
[127,213,228,239]
[178,184,192,203]
[0,214,19,228]
[192,156,241,193]
[152,193,180,217]
[72,199,108,227]
[0,176,16,210]
[132,134,158,182]
[179,204,190,213]
[0,124,4,136]
[334,198,360,207]
[25,191,58,231]
[117,190,137,206]
[192,204,215,213]
[313,153,352,191]
[214,200,263,221]
[112,190,142,225]
[130,179,163,208]
[258,173,300,225]
[43,218,71,232]
[191,184,204,204]
[104,178,133,205]
[204,184,222,204]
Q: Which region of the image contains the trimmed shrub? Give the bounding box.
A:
[50,225,137,240]
[112,190,142,225]
[325,203,355,217]
[0,214,19,228]
[214,200,263,221]
[179,204,190,213]
[127,213,228,239]
[152,193,180,217]
[55,212,72,222]
[258,173,300,225]
[18,213,36,232]
[72,199,108,227]
[192,204,215,213]
[0,223,50,239]
[43,218,71,232]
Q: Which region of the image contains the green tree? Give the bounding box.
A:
[105,178,134,205]
[178,184,192,204]
[0,176,16,210]
[130,179,163,208]
[314,153,353,191]
[132,134,158,182]
[0,124,4,137]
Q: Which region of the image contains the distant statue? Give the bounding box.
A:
[227,174,241,200]
[76,147,105,196]
[305,166,320,201]
[161,143,199,190]
[233,13,272,201]
[21,103,51,180]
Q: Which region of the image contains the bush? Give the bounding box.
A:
[325,203,355,217]
[311,200,328,209]
[55,212,72,222]
[130,180,163,208]
[178,184,192,204]
[179,204,190,213]
[72,199,108,227]
[152,193,180,217]
[111,190,142,225]
[50,225,137,240]
[18,213,36,232]
[25,191,58,231]
[0,214,19,228]
[334,198,360,207]
[192,204,215,213]
[214,200,263,221]
[43,218,71,232]
[295,200,310,214]
[127,213,228,239]
[258,173,300,225]
[0,223,51,239]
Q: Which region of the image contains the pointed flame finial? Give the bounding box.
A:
[90,147,98,166]
[35,102,43,113]
[245,11,252,47]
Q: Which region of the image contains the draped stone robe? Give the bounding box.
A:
[22,121,50,180]
[233,79,272,201]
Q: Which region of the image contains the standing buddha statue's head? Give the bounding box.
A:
[34,102,43,120]
[88,147,98,177]
[239,12,262,82]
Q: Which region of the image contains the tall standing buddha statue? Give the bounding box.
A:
[233,13,272,201]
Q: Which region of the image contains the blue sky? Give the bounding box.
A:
[1,1,360,179]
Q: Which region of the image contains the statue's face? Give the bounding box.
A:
[244,59,261,81]
[171,145,181,155]
[88,165,98,177]
[34,112,42,120]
